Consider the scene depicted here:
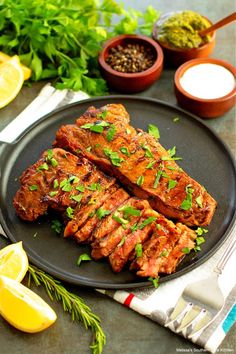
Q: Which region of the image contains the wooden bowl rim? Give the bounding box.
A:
[174,58,236,102]
[98,34,164,78]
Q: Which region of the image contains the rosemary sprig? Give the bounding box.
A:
[27,265,106,354]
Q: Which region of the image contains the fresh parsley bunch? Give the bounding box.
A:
[0,0,160,95]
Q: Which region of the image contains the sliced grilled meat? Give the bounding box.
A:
[54,104,216,227]
[109,208,156,273]
[74,188,130,243]
[130,217,196,277]
[91,198,149,260]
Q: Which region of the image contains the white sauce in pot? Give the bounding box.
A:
[179,63,235,99]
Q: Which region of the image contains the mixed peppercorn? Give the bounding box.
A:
[105,43,155,73]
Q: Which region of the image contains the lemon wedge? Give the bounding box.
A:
[0,241,28,282]
[0,52,31,80]
[0,275,57,333]
[0,56,24,109]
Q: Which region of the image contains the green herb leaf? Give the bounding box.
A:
[66,207,74,219]
[49,191,58,197]
[146,160,156,169]
[97,110,108,119]
[141,144,153,158]
[96,208,111,220]
[70,194,83,203]
[76,185,85,192]
[148,124,160,139]
[37,162,49,171]
[77,253,92,267]
[137,175,144,186]
[139,217,157,229]
[160,249,169,257]
[195,227,208,236]
[53,179,59,188]
[87,183,101,191]
[117,236,126,247]
[180,185,194,210]
[103,148,124,167]
[153,170,163,188]
[106,125,116,142]
[168,179,177,190]
[118,206,141,218]
[29,185,38,191]
[167,146,176,158]
[112,213,129,227]
[196,195,203,208]
[196,236,205,246]
[148,276,159,288]
[135,243,143,257]
[181,247,191,254]
[120,147,131,157]
[130,223,138,233]
[51,219,63,234]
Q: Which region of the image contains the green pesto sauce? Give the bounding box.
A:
[157,11,211,49]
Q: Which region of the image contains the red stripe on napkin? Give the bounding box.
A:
[124,293,135,307]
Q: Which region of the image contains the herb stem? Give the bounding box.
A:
[27,265,106,354]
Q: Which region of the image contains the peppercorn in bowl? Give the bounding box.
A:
[98,34,164,93]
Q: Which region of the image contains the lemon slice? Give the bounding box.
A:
[0,275,57,333]
[0,241,28,282]
[0,56,24,108]
[0,52,31,81]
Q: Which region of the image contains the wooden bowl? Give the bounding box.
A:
[152,12,216,68]
[174,58,236,118]
[98,34,164,93]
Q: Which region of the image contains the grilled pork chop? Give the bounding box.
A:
[54,104,217,227]
[13,148,197,279]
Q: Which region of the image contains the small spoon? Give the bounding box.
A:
[199,12,236,37]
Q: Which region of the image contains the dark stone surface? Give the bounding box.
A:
[0,0,235,353]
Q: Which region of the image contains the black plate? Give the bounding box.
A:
[0,96,235,289]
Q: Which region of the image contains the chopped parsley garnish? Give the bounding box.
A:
[139,217,157,229]
[153,170,163,188]
[106,124,116,142]
[96,208,111,220]
[70,194,83,203]
[103,148,124,167]
[161,156,182,161]
[141,144,153,158]
[196,195,203,208]
[46,149,58,167]
[167,146,176,158]
[51,219,63,234]
[120,147,131,157]
[112,213,129,227]
[60,180,72,192]
[180,185,194,210]
[81,121,110,133]
[76,185,85,192]
[37,162,49,171]
[97,109,108,119]
[146,160,156,169]
[195,227,208,236]
[135,243,143,257]
[148,276,159,288]
[148,124,160,139]
[94,143,101,148]
[118,206,141,218]
[87,182,101,191]
[130,223,138,233]
[86,146,92,152]
[29,185,38,191]
[168,179,177,190]
[88,211,96,218]
[173,117,180,123]
[196,236,205,246]
[160,250,169,257]
[77,253,92,267]
[53,179,59,188]
[181,247,191,254]
[167,166,176,171]
[137,175,144,186]
[66,207,74,219]
[49,191,58,197]
[68,175,80,184]
[117,236,126,247]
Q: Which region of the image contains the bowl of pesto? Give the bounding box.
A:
[152,10,216,67]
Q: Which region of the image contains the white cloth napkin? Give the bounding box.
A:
[1,84,235,353]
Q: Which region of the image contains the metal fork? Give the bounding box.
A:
[165,233,236,338]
